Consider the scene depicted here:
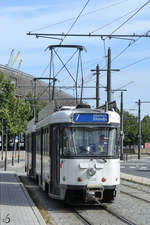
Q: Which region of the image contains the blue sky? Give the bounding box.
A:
[1,0,150,117]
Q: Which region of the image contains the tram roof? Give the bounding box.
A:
[35,108,120,131]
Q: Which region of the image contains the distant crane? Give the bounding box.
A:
[7,49,14,67]
[11,51,21,67]
[6,49,22,69]
[17,59,23,70]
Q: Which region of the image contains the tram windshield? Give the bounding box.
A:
[63,127,118,157]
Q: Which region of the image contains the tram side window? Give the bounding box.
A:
[63,129,70,156]
[63,128,76,156]
[108,128,117,156]
[59,128,63,156]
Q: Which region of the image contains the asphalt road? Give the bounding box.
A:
[121,157,150,179]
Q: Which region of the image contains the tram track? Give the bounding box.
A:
[120,190,150,204]
[73,208,94,225]
[101,204,137,225]
[72,202,137,225]
[19,174,144,225]
[120,183,150,204]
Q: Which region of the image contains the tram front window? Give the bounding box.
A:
[63,127,117,157]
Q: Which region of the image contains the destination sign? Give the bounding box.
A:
[73,113,108,123]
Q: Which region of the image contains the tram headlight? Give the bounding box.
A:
[87,168,96,176]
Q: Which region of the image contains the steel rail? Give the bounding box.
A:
[101,204,137,225]
[120,185,150,204]
[72,201,137,225]
[93,197,137,225]
[73,208,94,225]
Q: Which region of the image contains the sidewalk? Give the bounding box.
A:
[120,172,150,185]
[0,171,46,225]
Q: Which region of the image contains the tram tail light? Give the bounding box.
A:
[77,177,82,182]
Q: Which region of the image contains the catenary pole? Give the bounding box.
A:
[91,64,100,107]
[120,91,124,160]
[138,99,141,160]
[96,64,100,108]
[107,48,111,103]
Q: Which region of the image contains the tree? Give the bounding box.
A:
[123,111,138,146]
[26,92,47,120]
[0,71,32,135]
[141,115,150,144]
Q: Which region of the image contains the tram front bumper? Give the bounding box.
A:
[86,184,104,202]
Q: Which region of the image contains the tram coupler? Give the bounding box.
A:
[85,184,104,202]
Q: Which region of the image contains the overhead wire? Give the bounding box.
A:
[39,0,90,97]
[112,30,150,62]
[37,0,150,100]
[30,0,129,33]
[85,1,150,103]
[53,0,90,101]
[39,0,134,81]
[90,7,138,34]
[41,0,90,77]
[120,55,150,70]
[59,0,90,45]
[100,0,150,71]
[90,2,149,72]
[110,0,150,35]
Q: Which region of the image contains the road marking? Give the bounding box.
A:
[139,167,147,170]
[130,166,136,169]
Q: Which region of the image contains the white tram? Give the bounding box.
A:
[25,104,120,204]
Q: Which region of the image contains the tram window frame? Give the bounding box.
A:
[59,127,64,156]
[42,127,49,156]
[60,124,120,159]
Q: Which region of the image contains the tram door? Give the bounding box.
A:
[31,132,36,177]
[50,126,60,195]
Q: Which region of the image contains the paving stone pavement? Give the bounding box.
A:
[0,172,46,225]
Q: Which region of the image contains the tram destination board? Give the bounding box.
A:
[73,113,108,123]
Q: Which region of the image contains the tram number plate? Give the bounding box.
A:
[73,113,108,123]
